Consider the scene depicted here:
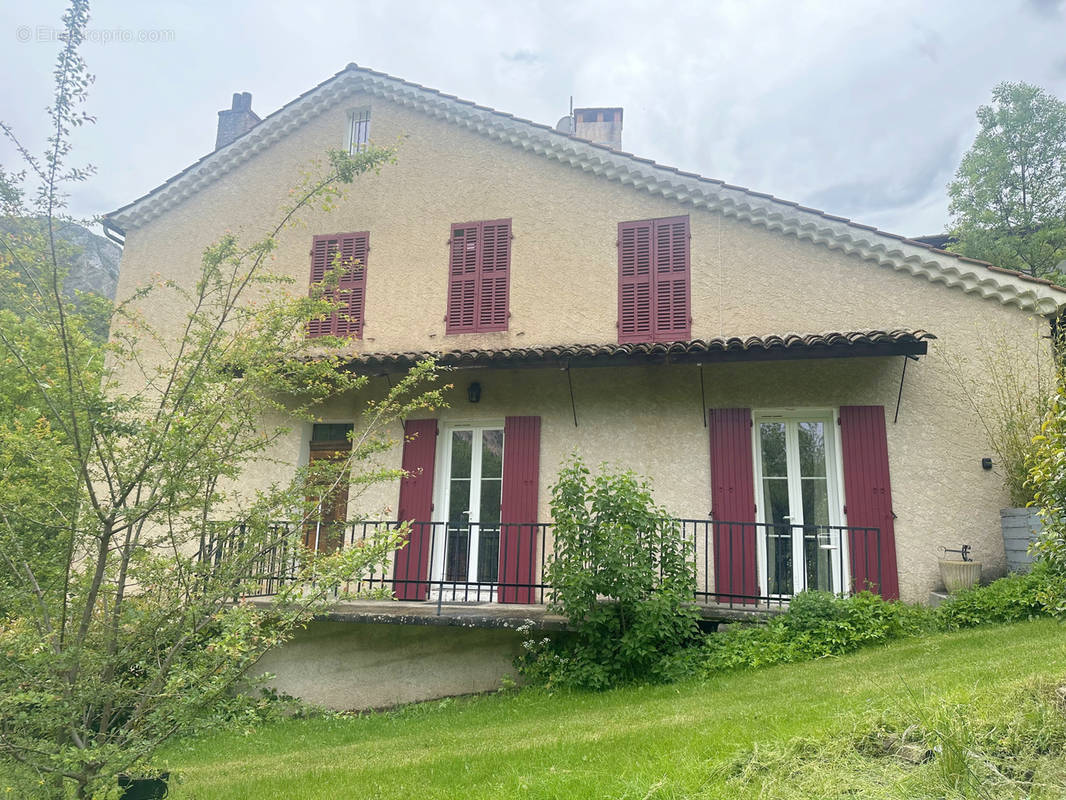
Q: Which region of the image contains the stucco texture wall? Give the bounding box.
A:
[255,621,524,710]
[113,90,1054,603]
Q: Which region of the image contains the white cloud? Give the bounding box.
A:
[3,0,1066,237]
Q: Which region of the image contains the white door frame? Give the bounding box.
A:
[430,420,505,601]
[751,408,848,597]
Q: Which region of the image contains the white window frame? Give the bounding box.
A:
[346,107,371,154]
[430,420,505,601]
[751,408,848,597]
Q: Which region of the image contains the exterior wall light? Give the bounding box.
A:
[468,382,481,403]
[981,457,993,470]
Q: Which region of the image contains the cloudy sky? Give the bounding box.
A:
[3,0,1066,237]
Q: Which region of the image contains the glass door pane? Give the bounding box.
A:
[758,421,793,596]
[757,414,842,598]
[436,426,505,595]
[476,429,503,583]
[444,430,472,583]
[797,421,834,593]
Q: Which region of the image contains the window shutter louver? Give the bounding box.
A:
[307,232,368,339]
[498,416,540,604]
[447,223,479,333]
[477,220,511,331]
[393,419,437,600]
[618,216,689,343]
[653,216,690,339]
[838,406,901,600]
[618,220,654,342]
[708,408,759,603]
[447,219,512,334]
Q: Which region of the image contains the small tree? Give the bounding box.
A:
[941,328,1053,507]
[1030,376,1066,582]
[521,458,699,690]
[0,3,446,796]
[948,82,1066,281]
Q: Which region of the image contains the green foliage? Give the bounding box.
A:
[704,570,1064,680]
[1030,374,1066,581]
[155,621,1066,800]
[935,563,1064,629]
[722,681,1066,799]
[942,327,1052,507]
[517,458,700,690]
[0,4,447,796]
[701,591,934,674]
[949,81,1066,281]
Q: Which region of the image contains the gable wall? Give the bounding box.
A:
[113,89,1055,603]
[116,92,1046,355]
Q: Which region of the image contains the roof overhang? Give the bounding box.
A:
[333,330,934,375]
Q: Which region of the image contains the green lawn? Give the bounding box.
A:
[164,619,1066,799]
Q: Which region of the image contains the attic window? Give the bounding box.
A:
[347,108,370,154]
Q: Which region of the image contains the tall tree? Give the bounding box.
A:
[0,3,446,797]
[948,82,1066,280]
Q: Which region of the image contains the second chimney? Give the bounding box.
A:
[573,107,623,150]
[215,92,260,150]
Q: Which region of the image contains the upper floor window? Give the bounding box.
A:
[446,219,512,334]
[307,232,368,339]
[617,215,690,343]
[347,108,370,154]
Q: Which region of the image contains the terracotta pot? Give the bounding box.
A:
[939,560,982,593]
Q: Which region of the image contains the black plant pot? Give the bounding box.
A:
[118,773,169,799]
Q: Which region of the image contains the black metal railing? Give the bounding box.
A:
[200,519,882,609]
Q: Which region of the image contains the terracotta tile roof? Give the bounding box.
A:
[336,329,935,372]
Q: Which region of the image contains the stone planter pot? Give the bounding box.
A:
[1001,507,1042,573]
[939,560,982,593]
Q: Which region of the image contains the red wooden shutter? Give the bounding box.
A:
[393,419,437,600]
[618,217,690,343]
[307,232,368,339]
[652,216,690,340]
[307,236,333,339]
[498,416,540,603]
[477,219,511,331]
[839,406,900,600]
[708,408,758,603]
[618,220,654,343]
[334,232,368,339]
[447,223,479,333]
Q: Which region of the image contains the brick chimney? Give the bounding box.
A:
[573,107,623,149]
[215,92,260,150]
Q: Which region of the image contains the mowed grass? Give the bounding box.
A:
[164,619,1066,799]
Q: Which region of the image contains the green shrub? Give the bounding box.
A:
[936,562,1066,629]
[517,458,700,690]
[702,591,935,674]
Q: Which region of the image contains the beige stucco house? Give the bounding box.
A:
[102,64,1066,706]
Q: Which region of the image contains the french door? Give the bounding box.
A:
[431,425,504,600]
[753,411,846,597]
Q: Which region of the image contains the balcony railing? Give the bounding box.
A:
[200,519,882,610]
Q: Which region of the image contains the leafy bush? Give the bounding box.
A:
[701,591,934,674]
[1031,372,1066,576]
[517,458,700,690]
[935,562,1066,628]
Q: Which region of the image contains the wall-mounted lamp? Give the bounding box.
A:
[981,457,993,470]
[467,382,481,403]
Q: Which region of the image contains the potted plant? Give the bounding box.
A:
[938,545,982,593]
